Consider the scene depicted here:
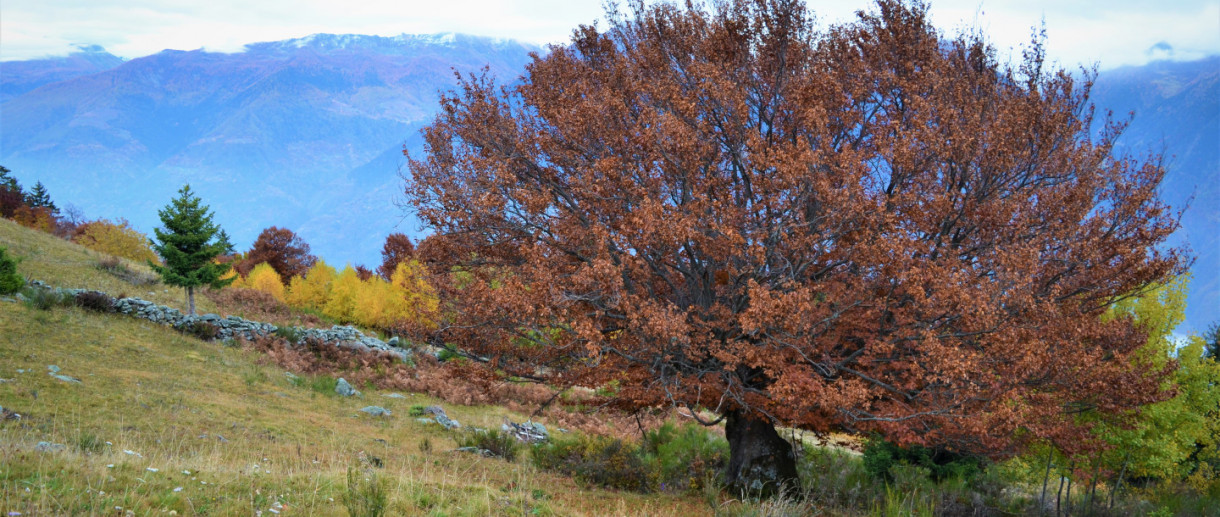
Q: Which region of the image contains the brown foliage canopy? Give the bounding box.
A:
[405,0,1187,457]
[377,232,416,280]
[236,226,317,284]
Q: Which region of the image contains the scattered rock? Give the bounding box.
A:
[502,419,549,443]
[436,415,460,430]
[456,446,493,457]
[47,365,60,374]
[382,393,407,399]
[1,406,20,420]
[335,378,360,397]
[34,441,65,452]
[50,373,82,384]
[360,406,391,417]
[422,406,461,429]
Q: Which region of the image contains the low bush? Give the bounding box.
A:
[862,437,986,484]
[74,290,116,313]
[310,375,339,395]
[22,286,72,310]
[96,255,158,285]
[0,246,24,295]
[454,429,523,461]
[531,434,657,492]
[798,444,875,510]
[644,422,729,493]
[179,320,220,341]
[345,467,387,517]
[273,325,303,344]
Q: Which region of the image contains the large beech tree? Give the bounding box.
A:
[406,0,1187,493]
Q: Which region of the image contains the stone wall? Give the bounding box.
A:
[24,280,410,360]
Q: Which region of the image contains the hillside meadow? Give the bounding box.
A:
[0,219,712,516]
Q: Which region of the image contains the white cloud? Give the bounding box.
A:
[1,0,1216,70]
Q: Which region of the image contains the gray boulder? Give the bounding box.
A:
[360,406,392,417]
[34,441,65,452]
[335,378,360,397]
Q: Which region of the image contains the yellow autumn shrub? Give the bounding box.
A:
[73,218,160,264]
[245,262,285,301]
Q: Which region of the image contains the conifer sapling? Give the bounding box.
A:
[149,185,234,315]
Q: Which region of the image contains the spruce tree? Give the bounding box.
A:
[25,181,57,215]
[149,185,233,315]
[215,228,236,255]
[0,166,19,192]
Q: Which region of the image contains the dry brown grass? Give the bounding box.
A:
[243,335,670,441]
[203,287,327,329]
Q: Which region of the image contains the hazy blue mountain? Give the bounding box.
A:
[0,39,1214,331]
[0,45,125,103]
[0,33,539,271]
[1089,56,1219,333]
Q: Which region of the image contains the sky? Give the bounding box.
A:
[1,0,1217,70]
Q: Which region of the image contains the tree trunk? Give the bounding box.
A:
[1039,450,1054,513]
[724,411,799,498]
[187,286,196,316]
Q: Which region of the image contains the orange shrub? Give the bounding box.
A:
[12,205,56,233]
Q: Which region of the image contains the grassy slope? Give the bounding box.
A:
[0,220,708,516]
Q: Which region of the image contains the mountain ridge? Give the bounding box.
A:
[1,38,1215,330]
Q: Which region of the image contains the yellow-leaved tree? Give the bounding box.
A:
[323,265,362,323]
[390,259,438,328]
[285,260,336,310]
[245,262,285,301]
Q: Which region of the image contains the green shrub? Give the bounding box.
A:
[455,429,522,461]
[179,320,219,341]
[0,246,23,295]
[345,467,387,517]
[407,404,427,417]
[76,432,105,454]
[273,325,303,343]
[311,375,338,395]
[22,286,72,310]
[531,434,657,492]
[644,422,729,493]
[437,345,460,362]
[862,437,985,484]
[797,444,875,510]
